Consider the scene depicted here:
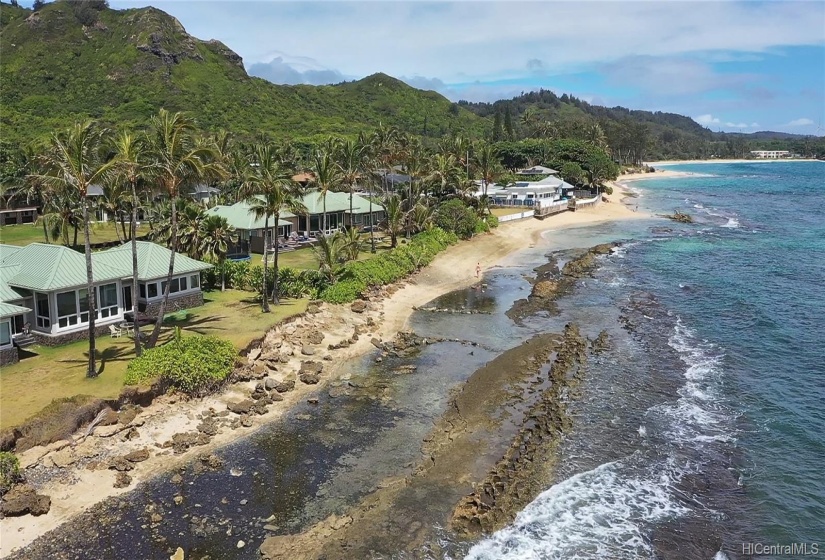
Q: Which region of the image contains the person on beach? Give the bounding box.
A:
[475,262,481,278]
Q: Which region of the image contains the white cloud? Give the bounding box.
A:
[695,114,721,125]
[786,118,814,126]
[248,52,348,85]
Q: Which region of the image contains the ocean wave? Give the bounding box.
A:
[465,458,690,560]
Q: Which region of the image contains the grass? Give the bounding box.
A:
[0,290,307,430]
[0,220,151,247]
[249,235,395,270]
[491,207,529,217]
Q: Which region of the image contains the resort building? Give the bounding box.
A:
[491,171,576,207]
[516,165,559,176]
[0,206,38,227]
[0,241,211,352]
[750,150,791,159]
[206,191,385,257]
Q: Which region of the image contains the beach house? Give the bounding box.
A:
[206,191,385,257]
[492,170,576,207]
[0,241,211,354]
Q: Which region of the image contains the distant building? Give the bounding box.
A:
[516,165,559,176]
[750,150,791,159]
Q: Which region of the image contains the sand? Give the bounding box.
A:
[0,187,651,557]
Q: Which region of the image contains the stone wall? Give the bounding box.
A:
[142,291,204,318]
[0,347,19,366]
[32,323,114,347]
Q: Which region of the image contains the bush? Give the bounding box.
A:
[0,452,21,495]
[435,199,478,239]
[485,214,499,229]
[319,228,457,303]
[126,333,237,395]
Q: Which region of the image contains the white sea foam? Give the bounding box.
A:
[467,319,733,560]
[465,460,690,560]
[721,217,740,228]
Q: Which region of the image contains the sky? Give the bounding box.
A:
[42,1,825,134]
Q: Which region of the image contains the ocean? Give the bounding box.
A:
[468,161,825,559]
[12,162,824,560]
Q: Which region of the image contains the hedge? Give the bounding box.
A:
[319,228,458,304]
[125,333,238,395]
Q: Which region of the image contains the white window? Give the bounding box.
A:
[57,290,79,328]
[0,320,10,346]
[139,283,146,299]
[190,274,200,289]
[179,276,188,291]
[147,282,158,299]
[35,292,50,329]
[98,283,118,319]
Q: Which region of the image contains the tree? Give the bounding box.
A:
[176,202,206,258]
[145,110,223,348]
[308,146,341,236]
[381,193,405,248]
[334,137,370,232]
[370,124,400,252]
[243,142,306,310]
[435,199,477,239]
[198,215,237,292]
[492,111,503,142]
[474,143,501,198]
[560,162,584,186]
[312,232,347,284]
[33,121,114,377]
[426,153,461,199]
[504,107,514,140]
[110,132,151,354]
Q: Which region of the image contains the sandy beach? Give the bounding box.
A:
[0,187,651,557]
[646,158,821,166]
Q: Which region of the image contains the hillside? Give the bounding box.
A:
[0,1,484,145]
[1,1,821,161]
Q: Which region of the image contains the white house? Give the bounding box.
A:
[516,165,559,176]
[750,150,791,159]
[0,241,211,352]
[492,173,576,206]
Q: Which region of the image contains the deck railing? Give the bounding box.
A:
[533,199,569,218]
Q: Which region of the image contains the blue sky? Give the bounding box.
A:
[34,1,825,134]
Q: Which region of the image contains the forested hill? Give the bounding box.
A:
[1,1,820,160]
[0,1,485,145]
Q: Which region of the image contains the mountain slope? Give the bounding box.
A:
[0,2,484,144]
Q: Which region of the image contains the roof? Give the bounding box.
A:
[0,241,211,294]
[292,191,384,215]
[193,184,219,195]
[0,243,126,291]
[205,201,292,231]
[0,301,30,319]
[517,165,559,175]
[95,242,212,281]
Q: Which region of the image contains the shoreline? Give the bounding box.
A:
[646,158,821,166]
[0,188,651,557]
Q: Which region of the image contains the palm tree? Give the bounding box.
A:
[308,147,341,236]
[33,121,114,377]
[145,109,224,348]
[334,137,369,231]
[176,202,206,258]
[381,194,405,248]
[340,226,361,261]
[312,232,347,284]
[41,188,82,246]
[110,132,151,355]
[474,143,501,199]
[426,154,461,199]
[198,215,237,291]
[242,142,306,310]
[96,181,128,243]
[402,138,426,239]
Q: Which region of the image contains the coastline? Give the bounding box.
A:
[0,188,651,557]
[646,158,821,166]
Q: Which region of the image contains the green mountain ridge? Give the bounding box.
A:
[1,1,821,160]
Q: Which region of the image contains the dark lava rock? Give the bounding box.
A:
[299,361,323,375]
[97,407,120,426]
[274,380,295,393]
[113,472,132,489]
[108,456,135,472]
[306,303,320,314]
[124,449,150,463]
[299,373,320,385]
[0,484,51,516]
[264,377,278,390]
[227,400,255,415]
[118,407,139,426]
[350,300,367,313]
[197,418,219,436]
[307,331,325,345]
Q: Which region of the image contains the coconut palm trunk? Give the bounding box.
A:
[261,214,271,313]
[271,212,280,304]
[129,177,141,355]
[147,196,177,347]
[81,196,98,377]
[369,182,375,253]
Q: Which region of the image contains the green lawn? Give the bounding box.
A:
[491,207,529,217]
[0,290,307,430]
[250,235,394,270]
[0,221,150,247]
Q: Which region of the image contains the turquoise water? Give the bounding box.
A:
[638,162,825,546]
[469,161,825,559]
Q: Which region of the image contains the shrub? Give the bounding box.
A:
[126,333,237,395]
[0,452,21,495]
[485,214,500,229]
[319,228,457,303]
[435,199,478,239]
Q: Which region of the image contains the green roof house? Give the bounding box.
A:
[0,241,211,350]
[206,191,385,256]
